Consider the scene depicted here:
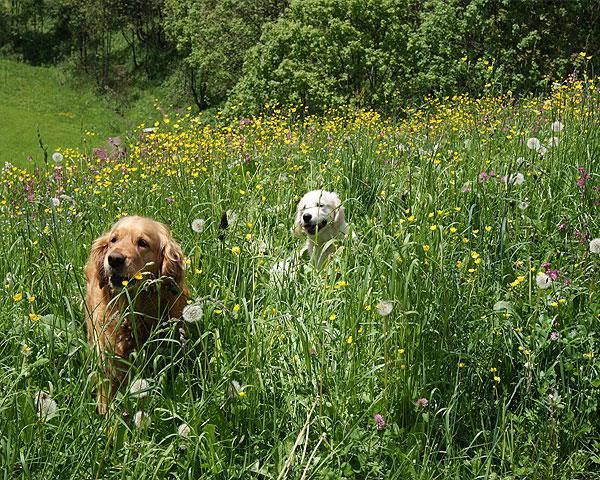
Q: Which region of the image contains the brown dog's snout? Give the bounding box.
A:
[107,252,126,269]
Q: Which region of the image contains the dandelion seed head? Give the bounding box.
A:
[52,152,64,164]
[178,423,191,438]
[191,218,205,233]
[34,391,57,421]
[526,137,541,150]
[133,410,150,429]
[536,272,551,289]
[376,300,393,316]
[182,304,203,323]
[589,238,600,254]
[130,378,150,397]
[551,121,564,132]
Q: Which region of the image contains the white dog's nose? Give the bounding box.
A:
[303,213,312,223]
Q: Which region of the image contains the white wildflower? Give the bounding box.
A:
[129,378,150,398]
[589,238,600,254]
[376,300,393,316]
[34,391,57,421]
[182,303,203,323]
[536,272,551,289]
[518,201,529,210]
[551,121,564,132]
[133,410,150,429]
[50,197,60,207]
[226,209,239,226]
[191,218,205,233]
[51,152,63,164]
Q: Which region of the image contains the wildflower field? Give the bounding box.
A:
[1,79,599,479]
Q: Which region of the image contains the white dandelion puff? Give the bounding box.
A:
[505,173,525,186]
[191,218,205,233]
[51,152,64,164]
[129,378,150,398]
[133,410,150,429]
[50,197,60,207]
[376,300,393,316]
[589,238,600,254]
[226,209,239,226]
[177,423,191,438]
[548,136,559,147]
[536,272,552,289]
[551,121,564,132]
[34,391,57,421]
[182,303,203,323]
[526,138,541,150]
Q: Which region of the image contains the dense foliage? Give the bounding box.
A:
[0,77,598,478]
[2,0,598,111]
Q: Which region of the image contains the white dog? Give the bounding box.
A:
[293,190,350,266]
[271,190,350,276]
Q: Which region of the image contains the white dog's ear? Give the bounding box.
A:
[292,201,304,237]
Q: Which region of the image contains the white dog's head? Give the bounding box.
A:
[293,190,346,241]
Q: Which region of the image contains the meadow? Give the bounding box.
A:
[0,77,598,479]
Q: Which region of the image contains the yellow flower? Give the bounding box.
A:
[458,362,465,368]
[430,224,437,231]
[397,348,405,355]
[231,246,241,255]
[14,293,23,302]
[364,304,372,312]
[245,233,252,241]
[449,227,457,234]
[346,336,353,344]
[493,376,501,383]
[329,313,337,321]
[238,391,247,398]
[29,313,40,321]
[233,304,241,312]
[485,226,492,232]
[407,215,415,222]
[358,326,364,334]
[423,244,430,252]
[27,295,36,303]
[133,273,143,280]
[122,280,129,287]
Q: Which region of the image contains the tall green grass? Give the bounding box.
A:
[0,81,598,479]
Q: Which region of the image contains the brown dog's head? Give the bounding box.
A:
[86,216,185,291]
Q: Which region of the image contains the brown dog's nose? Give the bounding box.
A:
[108,253,126,268]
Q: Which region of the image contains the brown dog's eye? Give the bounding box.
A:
[110,237,118,243]
[137,239,149,248]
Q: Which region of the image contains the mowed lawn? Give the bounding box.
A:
[0,60,127,167]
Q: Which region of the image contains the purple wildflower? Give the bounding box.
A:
[576,167,589,189]
[549,331,560,341]
[373,413,385,430]
[416,398,429,408]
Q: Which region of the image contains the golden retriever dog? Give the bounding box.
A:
[84,216,188,414]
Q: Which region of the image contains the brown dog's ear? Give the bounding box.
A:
[160,229,185,286]
[85,232,110,290]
